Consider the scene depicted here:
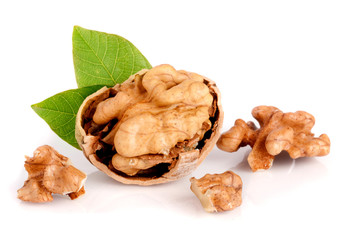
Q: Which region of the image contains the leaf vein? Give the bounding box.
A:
[75,28,116,85]
[76,67,113,80]
[33,107,75,115]
[73,52,103,66]
[51,117,76,130]
[102,35,108,62]
[58,129,75,137]
[111,37,120,75]
[127,40,135,74]
[59,95,75,115]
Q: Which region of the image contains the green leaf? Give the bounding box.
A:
[73,26,152,88]
[31,85,104,149]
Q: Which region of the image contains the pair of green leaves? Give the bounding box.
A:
[32,26,152,149]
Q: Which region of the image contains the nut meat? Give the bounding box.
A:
[76,64,223,185]
[217,106,331,171]
[190,171,243,212]
[17,145,86,202]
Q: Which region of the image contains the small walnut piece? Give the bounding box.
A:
[190,171,243,213]
[75,64,223,185]
[217,106,331,172]
[17,145,87,203]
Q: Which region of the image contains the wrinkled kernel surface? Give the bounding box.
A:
[217,106,330,171]
[17,145,86,203]
[93,64,213,160]
[190,171,243,212]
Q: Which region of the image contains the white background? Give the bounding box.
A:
[1,0,359,239]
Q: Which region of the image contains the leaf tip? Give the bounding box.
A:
[73,25,81,31]
[31,103,38,111]
[73,25,85,37]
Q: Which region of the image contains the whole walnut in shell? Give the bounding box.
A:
[75,64,223,185]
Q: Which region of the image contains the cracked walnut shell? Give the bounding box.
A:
[75,64,223,185]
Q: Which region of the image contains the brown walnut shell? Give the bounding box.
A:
[75,66,223,185]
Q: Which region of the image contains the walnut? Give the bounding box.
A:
[17,145,87,202]
[76,64,223,185]
[217,106,331,172]
[190,171,243,213]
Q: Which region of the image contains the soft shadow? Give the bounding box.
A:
[231,149,252,172]
[74,170,193,213]
[229,150,329,205]
[199,147,252,175]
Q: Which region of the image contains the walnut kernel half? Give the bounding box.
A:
[217,106,330,171]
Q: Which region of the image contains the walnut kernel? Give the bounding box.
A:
[217,106,331,171]
[76,64,223,185]
[190,171,243,212]
[17,145,86,202]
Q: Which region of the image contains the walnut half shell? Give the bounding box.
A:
[75,64,223,185]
